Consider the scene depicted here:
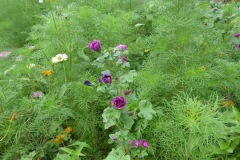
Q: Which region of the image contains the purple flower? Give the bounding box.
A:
[115,44,127,51]
[139,139,150,148]
[83,80,93,86]
[32,91,44,98]
[238,44,240,49]
[120,55,128,63]
[129,112,134,117]
[132,140,139,148]
[102,72,112,83]
[112,96,127,109]
[234,33,240,38]
[112,136,117,141]
[89,40,101,52]
[124,89,131,96]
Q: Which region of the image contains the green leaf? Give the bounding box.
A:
[120,70,137,83]
[59,83,68,98]
[138,100,156,120]
[120,111,134,130]
[102,107,121,129]
[54,153,71,160]
[59,147,74,154]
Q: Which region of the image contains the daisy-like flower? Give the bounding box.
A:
[43,70,52,76]
[52,54,68,63]
[27,63,36,69]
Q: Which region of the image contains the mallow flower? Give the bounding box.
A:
[234,33,240,38]
[114,44,127,51]
[139,139,150,148]
[132,140,139,148]
[89,40,101,52]
[112,96,127,109]
[102,72,112,83]
[124,89,131,96]
[32,91,44,98]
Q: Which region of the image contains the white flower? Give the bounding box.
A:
[28,63,36,69]
[39,0,43,3]
[52,54,68,63]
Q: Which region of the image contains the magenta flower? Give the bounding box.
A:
[139,139,150,148]
[102,72,112,83]
[112,96,127,109]
[234,33,240,38]
[115,44,127,51]
[89,40,101,52]
[112,136,117,141]
[132,140,139,148]
[120,55,128,63]
[124,89,131,96]
[238,44,240,49]
[32,91,44,98]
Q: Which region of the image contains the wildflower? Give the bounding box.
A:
[27,63,36,69]
[200,66,206,71]
[120,55,128,63]
[15,55,23,61]
[54,137,61,144]
[89,40,101,52]
[101,72,112,83]
[65,126,73,134]
[132,140,139,148]
[83,80,93,86]
[32,91,44,98]
[29,46,36,50]
[112,136,117,141]
[139,139,150,148]
[124,89,132,96]
[224,100,235,107]
[10,113,17,122]
[129,112,134,117]
[114,44,127,52]
[112,96,127,109]
[59,134,65,139]
[144,49,150,54]
[43,70,51,76]
[38,0,43,3]
[52,54,68,63]
[0,51,11,58]
[234,33,240,38]
[238,44,240,49]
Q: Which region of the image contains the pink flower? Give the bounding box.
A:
[0,51,11,58]
[238,44,240,49]
[132,140,139,148]
[124,89,131,96]
[112,96,127,109]
[120,55,128,63]
[139,139,150,148]
[89,40,101,52]
[114,44,127,51]
[32,91,44,98]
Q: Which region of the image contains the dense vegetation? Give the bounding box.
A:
[0,0,240,159]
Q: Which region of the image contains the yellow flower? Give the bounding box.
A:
[43,70,52,76]
[10,113,17,122]
[59,134,65,139]
[65,126,73,134]
[144,49,150,54]
[224,100,235,107]
[200,66,206,71]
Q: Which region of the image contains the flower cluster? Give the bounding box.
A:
[132,139,150,148]
[54,134,65,144]
[52,54,68,63]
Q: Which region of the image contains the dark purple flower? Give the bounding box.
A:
[112,136,117,141]
[115,44,127,51]
[234,33,240,38]
[112,96,127,109]
[83,80,93,86]
[238,44,240,49]
[102,72,112,83]
[124,89,131,96]
[139,139,150,148]
[129,112,134,117]
[120,55,128,63]
[132,140,139,148]
[89,40,101,52]
[32,91,44,98]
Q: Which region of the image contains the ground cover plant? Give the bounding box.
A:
[0,0,240,159]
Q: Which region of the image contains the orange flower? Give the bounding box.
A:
[10,113,17,122]
[65,126,73,134]
[54,137,61,144]
[43,70,51,76]
[224,100,235,107]
[37,158,41,160]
